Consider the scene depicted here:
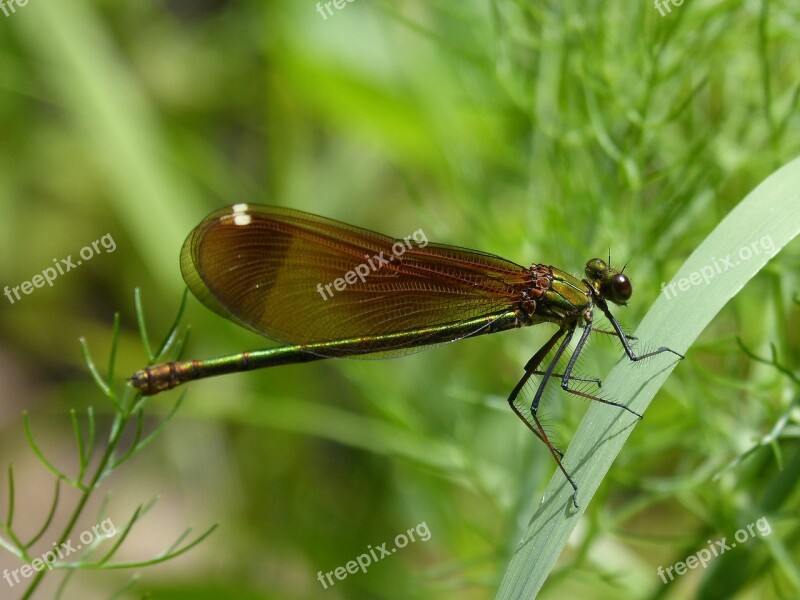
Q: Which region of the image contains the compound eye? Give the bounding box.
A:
[610,273,632,304]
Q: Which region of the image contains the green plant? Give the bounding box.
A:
[498,157,800,598]
[0,289,216,599]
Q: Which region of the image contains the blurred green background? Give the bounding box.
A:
[1,1,799,599]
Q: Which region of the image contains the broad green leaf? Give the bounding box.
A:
[497,156,800,598]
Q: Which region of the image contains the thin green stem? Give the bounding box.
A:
[21,402,129,598]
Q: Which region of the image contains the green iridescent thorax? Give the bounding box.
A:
[534,266,591,322]
[527,258,633,324]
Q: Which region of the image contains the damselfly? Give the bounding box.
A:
[131,204,683,506]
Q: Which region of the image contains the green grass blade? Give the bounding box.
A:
[497,156,800,598]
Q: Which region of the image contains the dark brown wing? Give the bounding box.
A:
[181,204,532,353]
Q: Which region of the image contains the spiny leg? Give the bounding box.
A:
[596,298,684,361]
[507,328,567,453]
[561,321,643,417]
[526,371,601,387]
[517,327,617,389]
[520,329,601,389]
[591,327,636,341]
[558,300,684,416]
[509,325,584,509]
[509,304,683,509]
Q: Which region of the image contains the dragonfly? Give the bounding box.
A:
[131,203,683,507]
